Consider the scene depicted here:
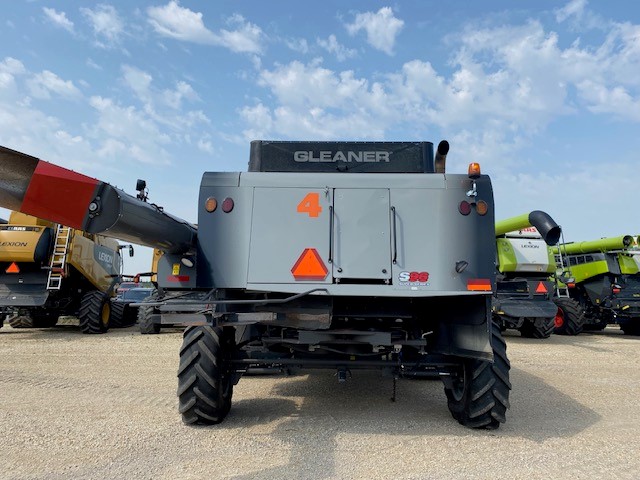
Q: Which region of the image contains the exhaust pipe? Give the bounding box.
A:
[434,140,449,174]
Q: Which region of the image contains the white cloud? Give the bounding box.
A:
[219,14,264,54]
[81,4,124,47]
[27,70,82,100]
[161,81,199,109]
[147,2,264,54]
[88,96,171,164]
[122,65,153,102]
[577,80,640,121]
[43,7,74,33]
[121,64,200,111]
[555,0,587,23]
[0,57,27,91]
[285,38,309,54]
[147,1,217,44]
[197,137,213,153]
[317,35,357,61]
[0,57,26,76]
[345,7,404,55]
[86,58,103,70]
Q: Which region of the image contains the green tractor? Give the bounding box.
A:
[552,235,640,335]
[493,211,561,338]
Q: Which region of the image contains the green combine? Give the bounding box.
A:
[493,211,561,338]
[552,235,640,335]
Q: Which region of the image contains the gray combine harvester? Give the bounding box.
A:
[0,140,511,429]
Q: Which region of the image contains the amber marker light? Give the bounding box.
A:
[205,197,217,212]
[468,162,481,178]
[476,200,488,216]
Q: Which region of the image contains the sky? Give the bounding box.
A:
[1,0,639,275]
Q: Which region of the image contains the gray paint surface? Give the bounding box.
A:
[188,171,495,299]
[333,189,390,280]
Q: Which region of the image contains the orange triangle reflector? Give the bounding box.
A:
[291,248,328,281]
[6,262,20,274]
[535,281,548,294]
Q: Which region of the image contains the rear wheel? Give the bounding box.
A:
[109,301,128,328]
[553,297,585,335]
[518,316,555,339]
[177,326,234,425]
[444,321,511,429]
[79,291,111,334]
[138,291,161,334]
[8,314,33,328]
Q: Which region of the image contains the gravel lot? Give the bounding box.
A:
[1,321,639,480]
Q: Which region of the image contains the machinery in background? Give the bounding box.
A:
[0,211,130,333]
[493,212,561,338]
[552,235,640,335]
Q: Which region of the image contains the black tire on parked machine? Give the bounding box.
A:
[79,291,111,334]
[138,290,161,334]
[8,315,33,328]
[109,301,127,328]
[553,297,585,335]
[444,320,511,429]
[518,316,555,339]
[177,325,234,425]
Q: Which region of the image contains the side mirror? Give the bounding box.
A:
[129,245,134,257]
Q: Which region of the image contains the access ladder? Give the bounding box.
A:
[46,225,72,290]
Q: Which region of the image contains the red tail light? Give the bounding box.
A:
[222,197,234,213]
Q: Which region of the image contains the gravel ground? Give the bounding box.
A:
[1,322,639,480]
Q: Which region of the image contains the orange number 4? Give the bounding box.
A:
[297,192,322,217]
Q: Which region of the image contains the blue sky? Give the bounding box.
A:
[1,0,639,274]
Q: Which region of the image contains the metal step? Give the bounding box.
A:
[46,225,73,290]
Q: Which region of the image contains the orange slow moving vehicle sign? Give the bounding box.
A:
[291,248,328,281]
[535,281,548,294]
[5,262,20,273]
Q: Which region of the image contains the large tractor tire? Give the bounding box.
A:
[619,320,640,336]
[177,326,234,425]
[518,316,555,339]
[444,321,511,429]
[79,291,111,334]
[8,315,33,328]
[138,291,160,334]
[553,297,585,335]
[109,301,127,328]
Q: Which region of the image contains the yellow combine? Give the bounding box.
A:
[0,211,129,333]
